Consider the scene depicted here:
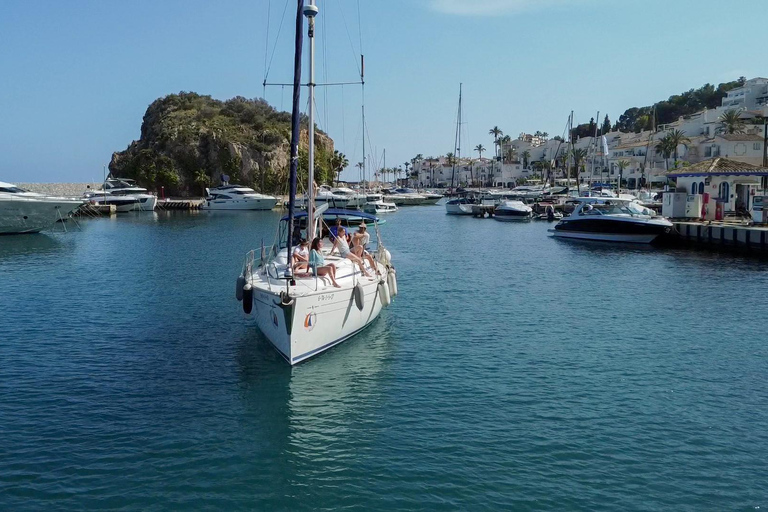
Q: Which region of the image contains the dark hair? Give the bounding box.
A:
[311,237,322,251]
[335,218,342,225]
[299,238,308,245]
[338,227,345,235]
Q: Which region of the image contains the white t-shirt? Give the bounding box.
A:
[293,246,308,260]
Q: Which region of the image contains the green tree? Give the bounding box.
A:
[521,150,531,169]
[193,169,211,195]
[666,129,691,164]
[718,108,746,134]
[474,144,485,160]
[489,126,503,163]
[570,148,588,180]
[601,115,611,135]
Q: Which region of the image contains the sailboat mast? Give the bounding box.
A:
[361,55,366,190]
[305,1,318,241]
[286,0,305,279]
[590,110,599,191]
[450,83,462,191]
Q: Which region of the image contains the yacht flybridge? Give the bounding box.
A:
[0,181,83,234]
[237,0,396,365]
[549,198,673,243]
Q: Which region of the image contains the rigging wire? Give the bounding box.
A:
[263,0,272,98]
[335,0,362,77]
[263,0,291,88]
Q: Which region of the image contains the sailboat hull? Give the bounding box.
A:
[249,268,386,364]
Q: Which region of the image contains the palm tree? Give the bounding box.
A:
[330,150,348,185]
[489,126,503,164]
[521,150,531,169]
[193,169,211,195]
[474,144,485,160]
[617,159,630,191]
[570,148,588,181]
[666,129,691,165]
[355,161,363,183]
[718,108,746,134]
[655,136,674,171]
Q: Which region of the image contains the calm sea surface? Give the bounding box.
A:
[1,205,767,511]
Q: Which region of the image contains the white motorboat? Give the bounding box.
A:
[201,185,278,210]
[363,200,398,214]
[294,185,351,209]
[494,200,533,222]
[418,191,442,205]
[445,197,476,215]
[549,198,673,243]
[0,182,83,234]
[84,178,157,212]
[383,188,425,206]
[330,187,367,208]
[238,1,396,365]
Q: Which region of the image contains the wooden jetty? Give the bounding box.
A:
[673,221,768,253]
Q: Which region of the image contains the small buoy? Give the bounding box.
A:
[236,275,246,301]
[353,282,365,311]
[378,280,391,306]
[242,283,253,314]
[387,268,398,297]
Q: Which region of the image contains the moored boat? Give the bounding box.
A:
[0,181,83,234]
[494,200,533,222]
[549,198,673,243]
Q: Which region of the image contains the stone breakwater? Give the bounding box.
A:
[17,183,100,197]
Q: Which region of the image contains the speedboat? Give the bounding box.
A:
[330,187,367,208]
[494,200,533,222]
[201,185,278,210]
[418,190,443,205]
[445,196,476,215]
[549,198,673,243]
[0,181,83,234]
[383,188,425,206]
[83,178,157,212]
[363,200,398,214]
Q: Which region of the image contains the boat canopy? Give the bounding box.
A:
[281,208,379,222]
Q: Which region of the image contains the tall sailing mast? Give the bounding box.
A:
[305,0,318,241]
[450,83,462,191]
[285,0,305,281]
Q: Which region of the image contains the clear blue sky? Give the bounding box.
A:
[2,0,767,183]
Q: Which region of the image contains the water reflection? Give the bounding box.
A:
[0,233,65,259]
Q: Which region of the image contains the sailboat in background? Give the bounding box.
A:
[445,84,475,215]
[237,0,397,365]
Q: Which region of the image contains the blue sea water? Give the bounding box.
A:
[1,206,767,511]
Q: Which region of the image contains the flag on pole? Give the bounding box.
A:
[602,136,610,157]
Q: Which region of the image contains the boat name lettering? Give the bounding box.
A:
[318,294,335,302]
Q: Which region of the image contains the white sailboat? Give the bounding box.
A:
[238,0,397,365]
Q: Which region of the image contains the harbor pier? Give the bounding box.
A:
[673,221,768,253]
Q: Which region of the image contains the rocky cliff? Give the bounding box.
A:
[109,92,336,196]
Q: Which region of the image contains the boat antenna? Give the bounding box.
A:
[305,0,318,241]
[285,0,305,283]
[589,110,599,192]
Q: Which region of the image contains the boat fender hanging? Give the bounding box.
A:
[242,283,253,314]
[378,280,391,307]
[236,274,246,301]
[353,282,365,311]
[387,268,398,297]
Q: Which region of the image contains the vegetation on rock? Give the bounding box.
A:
[110,92,342,195]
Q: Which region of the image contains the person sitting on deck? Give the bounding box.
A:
[351,222,379,275]
[292,239,310,274]
[309,237,341,287]
[331,227,371,277]
[328,218,342,241]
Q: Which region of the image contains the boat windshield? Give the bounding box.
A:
[581,203,634,216]
[0,186,28,194]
